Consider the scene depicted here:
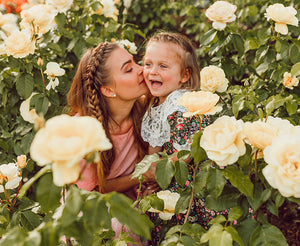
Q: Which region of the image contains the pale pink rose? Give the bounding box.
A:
[200,65,229,93]
[263,135,300,198]
[177,91,222,117]
[200,116,246,166]
[265,4,298,35]
[205,1,237,30]
[30,114,112,186]
[282,72,299,89]
[5,29,35,58]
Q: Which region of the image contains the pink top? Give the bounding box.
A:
[76,126,138,199]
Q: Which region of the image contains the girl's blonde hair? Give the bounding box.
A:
[145,31,200,90]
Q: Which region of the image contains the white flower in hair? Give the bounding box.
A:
[115,39,137,54]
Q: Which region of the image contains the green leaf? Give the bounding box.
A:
[222,166,254,198]
[175,192,190,214]
[174,160,189,187]
[291,62,300,77]
[177,150,190,160]
[225,226,244,246]
[194,170,208,194]
[232,95,245,118]
[248,183,271,211]
[237,144,252,168]
[20,210,42,231]
[209,215,226,225]
[207,168,226,198]
[36,173,62,213]
[232,34,244,56]
[155,159,174,190]
[59,186,83,227]
[228,206,243,221]
[200,29,217,46]
[190,131,207,164]
[131,154,160,179]
[286,99,298,116]
[249,224,288,246]
[0,139,9,151]
[35,96,49,115]
[201,224,233,246]
[109,193,153,239]
[236,218,258,245]
[16,74,34,99]
[0,227,27,246]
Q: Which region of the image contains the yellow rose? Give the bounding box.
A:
[5,29,35,58]
[200,65,229,93]
[148,190,183,220]
[177,91,222,117]
[205,1,237,30]
[282,72,299,89]
[263,135,300,198]
[200,116,246,166]
[45,0,73,13]
[243,116,294,150]
[265,4,298,35]
[30,114,112,186]
[20,4,57,34]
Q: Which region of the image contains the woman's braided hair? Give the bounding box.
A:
[68,42,148,190]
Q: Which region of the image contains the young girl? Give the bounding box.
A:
[141,32,228,245]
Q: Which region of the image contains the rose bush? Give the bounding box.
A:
[0,0,300,245]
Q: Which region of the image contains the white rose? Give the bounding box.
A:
[96,0,115,17]
[265,4,298,35]
[0,13,18,26]
[20,4,58,34]
[282,72,299,89]
[177,91,222,117]
[243,116,294,150]
[200,116,246,166]
[20,93,39,124]
[115,39,137,54]
[0,163,22,192]
[30,114,112,186]
[44,62,65,90]
[45,0,73,13]
[263,135,300,198]
[200,65,229,93]
[205,1,237,30]
[148,190,182,220]
[5,29,35,58]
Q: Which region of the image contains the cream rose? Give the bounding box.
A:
[243,116,294,150]
[5,29,35,58]
[177,91,222,117]
[30,114,112,186]
[17,155,27,169]
[0,163,22,192]
[200,116,246,166]
[265,4,298,35]
[44,62,65,90]
[115,39,137,54]
[95,0,118,19]
[20,4,57,34]
[282,72,299,89]
[200,65,229,93]
[45,0,73,13]
[263,135,300,198]
[205,1,237,31]
[20,93,39,124]
[148,190,182,220]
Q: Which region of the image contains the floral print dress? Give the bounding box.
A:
[148,112,229,245]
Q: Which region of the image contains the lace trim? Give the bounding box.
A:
[141,90,187,147]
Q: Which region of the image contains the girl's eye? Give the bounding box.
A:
[160,64,167,68]
[144,63,151,67]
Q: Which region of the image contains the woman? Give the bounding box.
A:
[68,42,156,198]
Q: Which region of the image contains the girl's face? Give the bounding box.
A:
[107,47,148,101]
[143,41,188,104]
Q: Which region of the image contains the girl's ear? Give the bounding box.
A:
[180,68,191,84]
[100,86,116,98]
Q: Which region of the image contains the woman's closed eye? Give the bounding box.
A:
[126,67,133,73]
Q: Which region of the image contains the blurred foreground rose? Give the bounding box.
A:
[200,65,229,93]
[205,1,237,31]
[282,72,299,89]
[263,135,300,198]
[243,116,294,150]
[0,163,22,192]
[30,114,112,186]
[265,3,298,35]
[5,29,35,58]
[200,116,246,166]
[148,190,183,220]
[45,0,73,13]
[177,91,222,117]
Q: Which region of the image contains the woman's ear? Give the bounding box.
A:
[180,68,191,84]
[100,86,116,98]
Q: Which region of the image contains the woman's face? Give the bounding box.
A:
[107,47,148,101]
